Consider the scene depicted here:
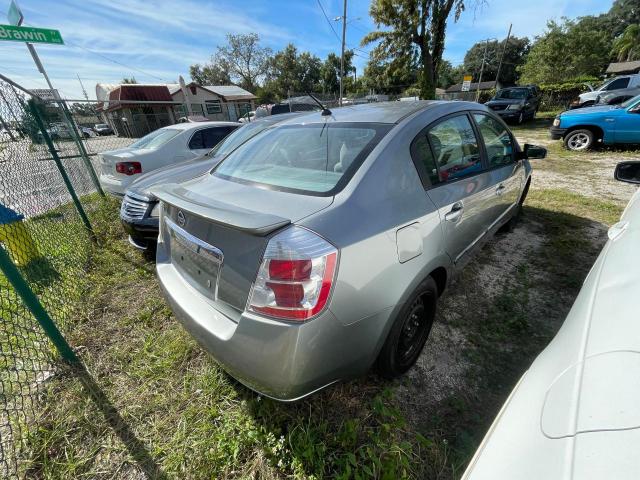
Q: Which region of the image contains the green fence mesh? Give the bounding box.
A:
[0,76,101,478]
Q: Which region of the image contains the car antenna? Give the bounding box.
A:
[306,92,332,116]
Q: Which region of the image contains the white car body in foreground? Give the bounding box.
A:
[463,179,640,480]
[99,121,238,196]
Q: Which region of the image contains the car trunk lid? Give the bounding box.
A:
[153,176,333,316]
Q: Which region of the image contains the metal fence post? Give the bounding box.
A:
[60,101,105,197]
[0,245,78,362]
[29,101,96,240]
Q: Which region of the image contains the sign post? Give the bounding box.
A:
[461,75,472,93]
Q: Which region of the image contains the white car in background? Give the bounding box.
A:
[462,161,640,480]
[99,121,239,196]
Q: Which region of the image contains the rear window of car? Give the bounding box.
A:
[213,123,391,195]
[128,128,181,150]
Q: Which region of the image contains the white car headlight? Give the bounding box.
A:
[553,118,561,127]
[507,104,523,111]
[149,202,161,218]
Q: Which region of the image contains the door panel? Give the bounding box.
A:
[614,109,640,143]
[473,113,522,225]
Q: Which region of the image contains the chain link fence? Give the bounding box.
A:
[0,74,100,479]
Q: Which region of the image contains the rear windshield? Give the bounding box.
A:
[128,128,181,150]
[213,123,390,195]
[495,89,529,100]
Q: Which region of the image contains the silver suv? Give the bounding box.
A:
[152,101,545,401]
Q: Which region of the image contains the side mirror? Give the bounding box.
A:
[518,143,547,160]
[614,161,640,184]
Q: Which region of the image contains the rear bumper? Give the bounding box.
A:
[156,236,390,401]
[494,110,523,120]
[99,174,127,196]
[549,127,567,140]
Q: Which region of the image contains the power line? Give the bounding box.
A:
[316,0,342,44]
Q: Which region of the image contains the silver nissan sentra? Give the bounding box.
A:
[153,101,545,401]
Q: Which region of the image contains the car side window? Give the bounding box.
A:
[190,127,231,150]
[606,78,630,90]
[410,133,440,186]
[189,130,204,149]
[427,115,481,182]
[473,114,514,168]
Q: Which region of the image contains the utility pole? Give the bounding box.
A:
[339,0,347,107]
[77,74,89,101]
[495,24,512,89]
[475,39,490,102]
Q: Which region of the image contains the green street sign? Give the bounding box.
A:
[0,24,63,45]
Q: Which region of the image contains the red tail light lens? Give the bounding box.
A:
[115,161,142,175]
[247,226,338,321]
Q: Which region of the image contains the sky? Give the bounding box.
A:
[0,0,614,100]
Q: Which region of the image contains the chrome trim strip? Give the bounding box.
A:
[165,216,224,264]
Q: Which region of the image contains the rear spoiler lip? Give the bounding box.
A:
[151,183,291,236]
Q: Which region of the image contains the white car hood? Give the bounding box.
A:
[464,188,640,480]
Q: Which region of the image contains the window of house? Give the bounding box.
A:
[206,100,222,114]
[473,114,514,168]
[190,104,204,115]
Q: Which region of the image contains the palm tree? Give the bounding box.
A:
[612,24,640,62]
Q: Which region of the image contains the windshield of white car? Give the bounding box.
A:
[495,89,529,100]
[620,95,640,109]
[213,122,391,195]
[127,128,181,150]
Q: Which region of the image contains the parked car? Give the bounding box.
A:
[596,86,640,106]
[571,74,640,108]
[80,126,96,138]
[550,94,640,151]
[462,161,640,480]
[99,121,239,196]
[93,123,113,135]
[121,113,302,251]
[151,101,546,401]
[238,111,256,123]
[485,87,540,124]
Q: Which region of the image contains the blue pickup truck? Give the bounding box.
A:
[550,94,640,151]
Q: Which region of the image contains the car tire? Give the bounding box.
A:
[564,129,594,151]
[376,276,438,379]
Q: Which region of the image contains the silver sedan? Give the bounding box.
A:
[152,101,544,401]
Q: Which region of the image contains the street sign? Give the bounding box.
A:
[31,89,59,101]
[461,75,473,92]
[7,0,23,26]
[0,25,64,45]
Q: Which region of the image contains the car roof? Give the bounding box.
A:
[164,121,240,131]
[273,100,446,125]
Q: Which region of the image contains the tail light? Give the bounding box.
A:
[247,226,338,321]
[116,161,142,175]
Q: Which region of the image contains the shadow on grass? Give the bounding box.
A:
[68,361,168,480]
[509,117,553,131]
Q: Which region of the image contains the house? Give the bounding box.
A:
[443,80,500,100]
[168,83,256,122]
[96,84,177,137]
[606,61,640,75]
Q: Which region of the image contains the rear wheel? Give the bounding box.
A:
[564,129,594,151]
[376,277,437,378]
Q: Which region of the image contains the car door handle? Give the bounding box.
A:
[495,184,506,196]
[445,202,464,222]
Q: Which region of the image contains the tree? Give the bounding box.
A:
[320,51,355,94]
[608,0,640,36]
[190,34,272,92]
[437,60,465,88]
[518,18,613,84]
[612,24,640,61]
[265,44,322,98]
[462,36,530,85]
[70,102,97,116]
[361,55,417,94]
[121,77,137,84]
[362,0,466,99]
[190,60,232,85]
